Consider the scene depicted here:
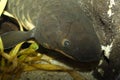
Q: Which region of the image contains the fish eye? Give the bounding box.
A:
[62,39,71,47]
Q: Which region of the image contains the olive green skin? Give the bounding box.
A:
[4,0,102,62]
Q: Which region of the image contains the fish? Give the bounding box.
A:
[1,0,102,63]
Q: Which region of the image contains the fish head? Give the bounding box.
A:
[34,15,102,64]
[54,19,102,63]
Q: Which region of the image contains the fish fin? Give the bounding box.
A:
[0,31,32,49]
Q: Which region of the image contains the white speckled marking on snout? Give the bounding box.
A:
[107,0,115,17]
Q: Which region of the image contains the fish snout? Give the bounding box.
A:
[63,43,102,63]
[71,44,102,62]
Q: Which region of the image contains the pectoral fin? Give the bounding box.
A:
[0,31,32,49]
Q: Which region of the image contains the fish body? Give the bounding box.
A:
[1,0,102,63]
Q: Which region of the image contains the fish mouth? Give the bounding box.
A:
[55,48,102,63]
[55,49,76,60]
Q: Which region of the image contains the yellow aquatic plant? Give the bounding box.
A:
[0,38,75,80]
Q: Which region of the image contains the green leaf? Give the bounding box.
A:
[9,42,24,57]
[29,42,39,50]
[0,37,4,52]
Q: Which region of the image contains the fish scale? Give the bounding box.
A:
[2,0,102,65]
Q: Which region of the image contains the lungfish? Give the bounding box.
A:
[1,0,102,63]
